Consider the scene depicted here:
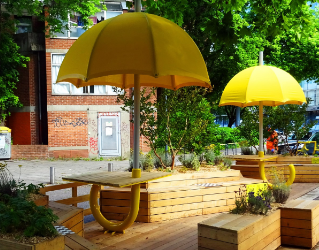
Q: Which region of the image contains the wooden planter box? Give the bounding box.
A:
[100,170,263,222]
[198,209,281,250]
[232,156,319,183]
[281,199,319,248]
[0,235,64,250]
[33,194,49,208]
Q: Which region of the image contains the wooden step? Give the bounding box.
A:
[49,201,84,237]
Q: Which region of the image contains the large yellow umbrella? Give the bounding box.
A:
[219,53,305,184]
[57,11,210,232]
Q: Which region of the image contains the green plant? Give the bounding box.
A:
[230,185,273,215]
[267,166,290,203]
[214,155,224,165]
[0,195,58,237]
[204,149,215,165]
[179,153,200,171]
[0,163,17,197]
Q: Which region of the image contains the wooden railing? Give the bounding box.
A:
[39,182,102,216]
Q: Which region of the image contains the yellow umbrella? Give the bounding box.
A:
[219,64,306,156]
[219,54,305,185]
[57,12,210,232]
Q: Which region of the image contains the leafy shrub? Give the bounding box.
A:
[267,166,290,203]
[179,153,200,171]
[128,151,155,171]
[204,149,215,164]
[230,185,273,215]
[214,155,224,165]
[153,152,173,169]
[0,164,58,238]
[0,196,58,237]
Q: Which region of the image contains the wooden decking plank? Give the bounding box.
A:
[139,225,196,250]
[153,231,197,250]
[65,234,99,250]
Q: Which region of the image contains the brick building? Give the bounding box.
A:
[7,2,149,159]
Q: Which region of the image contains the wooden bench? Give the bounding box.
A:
[281,199,319,248]
[198,210,281,250]
[49,201,84,237]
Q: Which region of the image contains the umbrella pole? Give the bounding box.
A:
[133,74,141,171]
[258,101,264,157]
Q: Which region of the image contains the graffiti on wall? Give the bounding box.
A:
[87,118,98,134]
[52,117,88,128]
[89,137,98,154]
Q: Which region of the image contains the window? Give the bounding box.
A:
[52,3,123,39]
[16,17,32,34]
[51,53,120,95]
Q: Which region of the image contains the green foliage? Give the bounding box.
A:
[117,87,217,169]
[204,149,216,165]
[145,1,319,127]
[0,32,27,122]
[0,164,57,237]
[0,196,58,237]
[179,153,200,171]
[267,166,291,203]
[230,185,273,215]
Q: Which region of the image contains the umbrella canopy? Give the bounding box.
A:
[219,65,306,107]
[219,64,306,156]
[57,12,210,90]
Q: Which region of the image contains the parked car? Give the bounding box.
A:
[277,132,314,154]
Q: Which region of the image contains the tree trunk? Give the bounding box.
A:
[171,154,176,170]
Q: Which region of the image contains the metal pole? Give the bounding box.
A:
[133,74,141,169]
[108,163,113,172]
[135,0,141,12]
[50,167,55,184]
[258,51,264,156]
[235,107,240,126]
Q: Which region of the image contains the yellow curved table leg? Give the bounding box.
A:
[259,161,296,187]
[90,169,141,233]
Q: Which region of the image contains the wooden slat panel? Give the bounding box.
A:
[40,182,87,194]
[56,195,91,206]
[101,212,150,223]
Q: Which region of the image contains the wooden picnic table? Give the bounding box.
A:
[62,171,171,233]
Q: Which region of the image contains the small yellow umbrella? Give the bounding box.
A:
[219,53,305,185]
[57,12,210,232]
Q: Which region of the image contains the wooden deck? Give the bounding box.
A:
[83,183,319,250]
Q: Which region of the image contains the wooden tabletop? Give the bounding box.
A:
[62,171,172,188]
[228,155,278,161]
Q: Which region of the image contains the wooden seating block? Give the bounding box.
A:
[49,201,84,237]
[280,199,319,248]
[100,176,263,223]
[65,234,99,250]
[198,210,280,250]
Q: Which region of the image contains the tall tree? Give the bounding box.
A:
[0,0,105,122]
[144,0,319,127]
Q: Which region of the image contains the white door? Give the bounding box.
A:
[99,116,121,156]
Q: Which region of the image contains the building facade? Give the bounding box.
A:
[7,2,149,159]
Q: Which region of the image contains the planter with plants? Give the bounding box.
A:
[198,183,283,250]
[0,163,64,250]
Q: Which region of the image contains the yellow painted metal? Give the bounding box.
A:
[259,161,296,187]
[297,141,318,155]
[90,184,140,232]
[89,169,142,232]
[57,13,210,90]
[286,164,296,186]
[258,151,264,157]
[219,66,306,108]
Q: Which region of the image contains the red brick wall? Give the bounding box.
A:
[11,145,49,159]
[48,111,88,147]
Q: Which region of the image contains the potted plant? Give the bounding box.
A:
[0,163,64,250]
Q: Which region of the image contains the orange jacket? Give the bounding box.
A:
[266,131,278,151]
